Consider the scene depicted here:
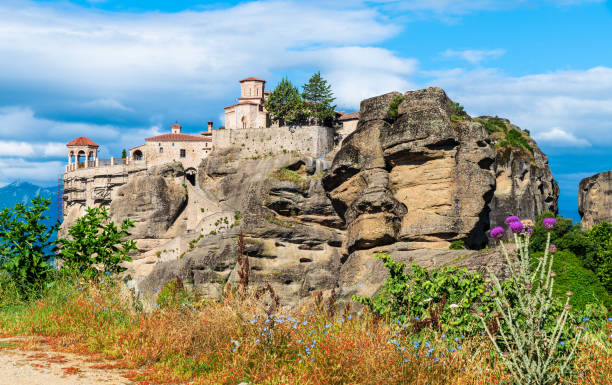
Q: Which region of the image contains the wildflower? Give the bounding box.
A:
[489,226,505,239]
[582,317,590,322]
[560,341,565,346]
[509,220,524,234]
[542,217,557,230]
[522,219,534,229]
[441,334,446,339]
[566,291,573,297]
[505,216,520,224]
[449,303,459,309]
[549,244,557,253]
[608,317,612,322]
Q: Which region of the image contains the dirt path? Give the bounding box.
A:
[0,337,133,385]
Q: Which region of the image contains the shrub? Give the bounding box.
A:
[586,221,612,291]
[483,217,582,384]
[354,253,496,336]
[387,95,405,122]
[449,240,465,250]
[476,118,507,134]
[0,196,58,297]
[269,168,304,184]
[156,277,193,308]
[57,206,137,278]
[497,128,533,153]
[533,249,612,310]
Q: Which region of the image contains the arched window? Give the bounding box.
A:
[133,150,143,160]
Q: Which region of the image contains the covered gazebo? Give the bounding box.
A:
[67,137,99,170]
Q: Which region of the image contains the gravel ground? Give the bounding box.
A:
[0,337,133,385]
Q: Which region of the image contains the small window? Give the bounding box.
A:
[180,149,186,158]
[159,147,164,153]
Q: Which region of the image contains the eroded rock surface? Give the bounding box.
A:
[61,87,559,311]
[483,117,559,231]
[579,171,612,229]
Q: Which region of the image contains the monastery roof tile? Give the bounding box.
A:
[239,77,266,83]
[339,112,360,121]
[145,133,211,142]
[67,137,99,147]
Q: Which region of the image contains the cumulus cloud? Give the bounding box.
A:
[441,49,506,64]
[0,158,65,185]
[0,0,409,117]
[425,66,612,147]
[534,128,592,147]
[0,140,67,158]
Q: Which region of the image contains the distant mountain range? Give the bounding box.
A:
[0,181,60,225]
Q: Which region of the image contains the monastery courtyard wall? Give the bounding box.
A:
[213,125,335,158]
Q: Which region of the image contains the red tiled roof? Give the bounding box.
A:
[339,112,360,121]
[239,77,266,83]
[129,144,145,151]
[145,133,211,142]
[67,137,99,147]
[263,91,270,94]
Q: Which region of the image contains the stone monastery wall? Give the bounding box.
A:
[213,125,335,158]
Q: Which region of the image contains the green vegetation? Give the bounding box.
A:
[121,148,127,159]
[530,211,612,293]
[0,196,57,297]
[354,253,499,336]
[57,207,137,278]
[301,71,336,126]
[156,277,194,308]
[269,167,304,184]
[264,77,306,126]
[449,239,465,250]
[475,117,534,155]
[266,216,294,228]
[265,72,336,127]
[475,118,507,134]
[388,95,405,122]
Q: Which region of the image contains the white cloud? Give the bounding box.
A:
[0,158,65,184]
[425,66,612,147]
[0,140,67,158]
[0,106,120,142]
[442,49,506,64]
[534,128,592,147]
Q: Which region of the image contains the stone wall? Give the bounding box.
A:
[62,162,148,236]
[213,125,335,158]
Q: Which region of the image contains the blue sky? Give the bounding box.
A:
[0,0,611,221]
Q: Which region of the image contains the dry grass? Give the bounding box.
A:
[0,278,610,385]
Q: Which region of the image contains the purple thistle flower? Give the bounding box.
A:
[509,220,524,234]
[550,244,557,253]
[490,226,505,239]
[505,216,520,225]
[542,217,557,230]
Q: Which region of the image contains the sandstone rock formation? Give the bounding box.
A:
[323,88,496,251]
[62,87,558,311]
[482,117,559,231]
[579,171,612,229]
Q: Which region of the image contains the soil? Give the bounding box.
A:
[0,336,133,385]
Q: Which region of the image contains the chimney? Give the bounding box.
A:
[171,123,182,134]
[207,121,213,131]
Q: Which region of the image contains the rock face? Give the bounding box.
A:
[62,87,558,311]
[110,162,188,240]
[579,171,612,229]
[323,88,496,250]
[484,117,559,231]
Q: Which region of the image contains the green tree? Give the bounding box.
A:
[121,149,127,159]
[0,196,58,296]
[57,207,137,278]
[586,221,612,291]
[301,71,336,126]
[264,77,305,126]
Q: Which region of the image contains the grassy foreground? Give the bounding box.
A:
[0,277,610,385]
